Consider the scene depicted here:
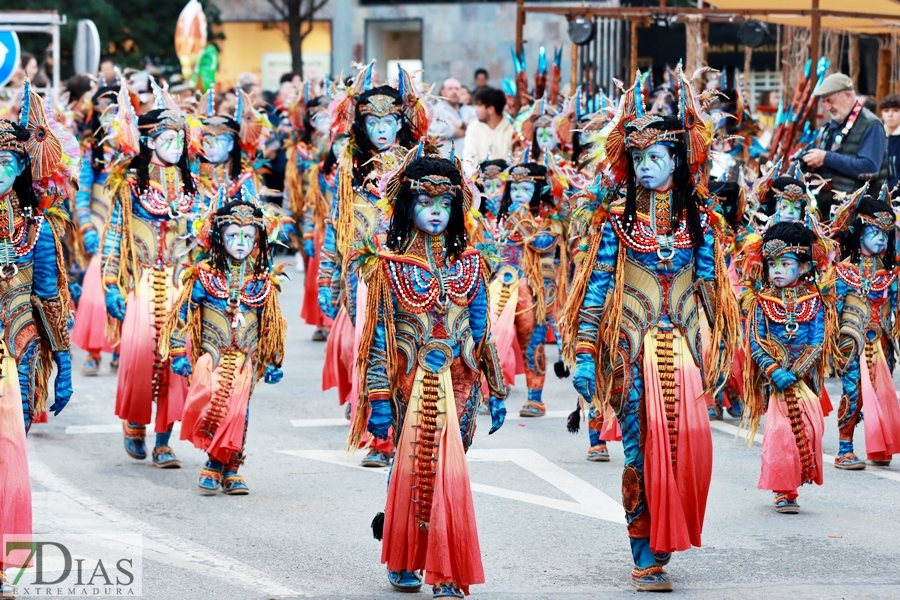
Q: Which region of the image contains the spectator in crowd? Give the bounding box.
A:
[429,77,477,158]
[803,73,887,217]
[458,86,471,106]
[20,52,38,82]
[474,68,489,92]
[880,94,900,192]
[99,56,117,83]
[237,71,263,106]
[463,86,514,174]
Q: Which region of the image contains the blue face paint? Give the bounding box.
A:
[365,115,400,150]
[202,133,234,164]
[535,125,558,153]
[629,143,676,191]
[767,255,804,288]
[151,128,185,165]
[0,150,24,197]
[860,224,889,257]
[776,198,803,223]
[509,181,535,212]
[413,193,453,235]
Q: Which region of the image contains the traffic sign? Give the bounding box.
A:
[0,31,21,88]
[74,19,100,76]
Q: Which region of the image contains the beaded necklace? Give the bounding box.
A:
[651,189,676,269]
[758,284,820,338]
[138,164,193,217]
[425,233,450,314]
[0,192,38,278]
[860,255,876,296]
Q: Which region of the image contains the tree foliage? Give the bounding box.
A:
[0,0,223,77]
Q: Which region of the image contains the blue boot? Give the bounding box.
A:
[519,388,546,417]
[197,459,224,494]
[123,422,147,460]
[433,582,464,598]
[152,428,181,468]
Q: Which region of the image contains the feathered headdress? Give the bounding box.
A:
[234,89,271,155]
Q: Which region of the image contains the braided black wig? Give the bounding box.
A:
[386,156,468,262]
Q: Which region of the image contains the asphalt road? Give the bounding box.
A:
[15,267,900,599]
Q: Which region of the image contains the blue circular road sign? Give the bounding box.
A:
[0,31,21,88]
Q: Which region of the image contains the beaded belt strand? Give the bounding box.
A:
[865,340,878,392]
[784,386,814,484]
[656,329,678,467]
[151,267,169,405]
[413,370,441,530]
[496,283,511,315]
[200,350,239,439]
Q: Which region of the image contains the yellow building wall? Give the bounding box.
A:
[215,21,332,90]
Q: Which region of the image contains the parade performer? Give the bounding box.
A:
[740,221,835,513]
[0,82,77,591]
[475,158,507,228]
[102,84,195,468]
[831,191,900,469]
[159,193,286,494]
[765,176,811,225]
[562,68,740,591]
[193,89,262,208]
[490,162,566,416]
[320,62,429,466]
[71,82,119,375]
[353,153,508,598]
[296,94,336,342]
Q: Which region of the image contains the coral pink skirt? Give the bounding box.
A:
[71,254,113,354]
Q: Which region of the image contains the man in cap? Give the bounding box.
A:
[802,72,887,216]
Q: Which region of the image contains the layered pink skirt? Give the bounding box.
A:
[758,382,824,493]
[71,255,114,354]
[300,232,332,328]
[382,365,483,594]
[0,353,31,566]
[860,345,900,461]
[643,329,713,554]
[180,352,253,463]
[114,271,187,433]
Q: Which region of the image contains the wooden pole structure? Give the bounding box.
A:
[809,0,820,81]
[876,37,892,105]
[848,33,860,89]
[630,19,639,76]
[515,0,525,57]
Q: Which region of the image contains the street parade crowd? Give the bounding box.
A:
[2,45,900,597]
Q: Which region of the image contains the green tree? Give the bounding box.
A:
[0,0,223,78]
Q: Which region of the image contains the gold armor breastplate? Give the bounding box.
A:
[620,257,702,365]
[0,262,35,359]
[394,302,477,375]
[90,183,113,233]
[131,215,187,271]
[200,303,260,365]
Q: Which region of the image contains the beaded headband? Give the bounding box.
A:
[0,121,25,155]
[358,94,402,118]
[139,109,187,138]
[404,175,459,197]
[481,165,505,179]
[200,115,238,138]
[624,114,684,150]
[509,166,546,183]
[773,184,806,203]
[858,211,894,231]
[533,114,554,128]
[212,203,264,229]
[762,239,808,260]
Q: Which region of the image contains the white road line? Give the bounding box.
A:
[289,410,571,428]
[281,448,625,524]
[28,458,304,597]
[66,423,182,435]
[709,420,900,484]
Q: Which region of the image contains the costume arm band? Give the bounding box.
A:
[101,200,124,285]
[480,338,509,399]
[32,295,71,352]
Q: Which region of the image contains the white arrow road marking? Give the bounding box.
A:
[0,41,8,66]
[709,420,900,484]
[280,448,625,524]
[289,410,572,428]
[28,458,304,597]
